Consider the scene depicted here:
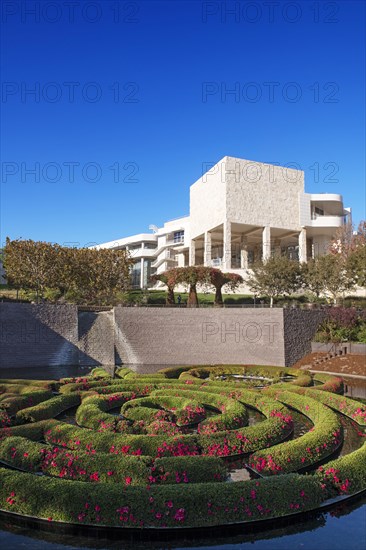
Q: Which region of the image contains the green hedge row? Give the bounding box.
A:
[0,420,52,442]
[250,389,342,475]
[43,419,201,458]
[315,441,366,497]
[0,379,56,390]
[311,374,344,394]
[75,393,134,431]
[150,389,248,433]
[15,394,81,424]
[0,435,45,471]
[0,435,228,486]
[272,384,366,426]
[175,365,308,382]
[0,467,324,527]
[149,384,293,456]
[0,389,53,416]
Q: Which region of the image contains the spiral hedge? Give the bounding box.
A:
[0,364,365,529]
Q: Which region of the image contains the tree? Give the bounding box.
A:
[176,266,212,307]
[151,268,182,305]
[346,221,366,288]
[247,256,301,307]
[4,238,61,302]
[328,218,355,259]
[3,238,133,305]
[314,254,354,304]
[209,269,243,306]
[300,259,326,298]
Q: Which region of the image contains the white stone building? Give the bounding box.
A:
[94,156,350,288]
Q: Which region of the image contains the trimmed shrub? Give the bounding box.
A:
[0,436,44,471]
[0,390,53,416]
[152,456,228,484]
[250,390,342,475]
[316,442,366,497]
[15,394,81,424]
[0,468,324,527]
[75,393,134,431]
[41,447,152,485]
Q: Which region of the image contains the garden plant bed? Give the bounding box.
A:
[0,364,365,531]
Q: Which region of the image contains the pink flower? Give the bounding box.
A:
[125,477,132,485]
[95,505,101,512]
[174,508,185,522]
[166,501,173,508]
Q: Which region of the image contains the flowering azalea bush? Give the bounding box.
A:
[0,365,365,529]
[250,389,342,474]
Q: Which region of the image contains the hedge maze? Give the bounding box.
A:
[0,364,365,529]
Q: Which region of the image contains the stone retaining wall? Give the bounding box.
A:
[0,304,326,368]
[114,307,324,367]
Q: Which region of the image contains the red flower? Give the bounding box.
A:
[125,477,132,485]
[174,508,185,522]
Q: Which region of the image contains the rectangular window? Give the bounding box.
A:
[173,231,184,243]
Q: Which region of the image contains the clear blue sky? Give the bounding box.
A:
[1,0,365,247]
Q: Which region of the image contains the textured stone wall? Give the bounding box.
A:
[0,304,79,368]
[114,307,286,366]
[225,156,304,230]
[283,309,326,366]
[0,304,326,369]
[78,310,115,366]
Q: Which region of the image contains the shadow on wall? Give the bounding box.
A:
[0,304,115,368]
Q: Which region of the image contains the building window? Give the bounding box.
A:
[312,206,324,219]
[173,231,184,243]
[130,262,141,287]
[143,242,157,249]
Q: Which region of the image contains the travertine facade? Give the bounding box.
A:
[94,155,350,288]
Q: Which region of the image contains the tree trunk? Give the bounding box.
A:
[270,296,273,308]
[166,287,175,305]
[187,284,198,307]
[214,286,224,307]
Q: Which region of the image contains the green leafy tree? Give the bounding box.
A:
[300,259,327,298]
[346,221,366,288]
[3,239,133,305]
[247,256,301,307]
[4,238,61,302]
[313,254,354,305]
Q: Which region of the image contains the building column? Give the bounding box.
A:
[262,226,271,261]
[189,240,196,266]
[240,236,248,269]
[223,222,231,270]
[299,227,307,263]
[204,231,212,266]
[140,258,145,288]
